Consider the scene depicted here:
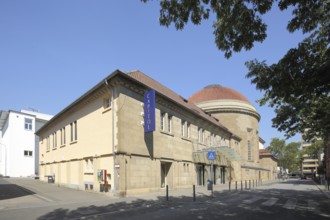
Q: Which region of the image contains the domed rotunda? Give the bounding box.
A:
[189,84,262,180]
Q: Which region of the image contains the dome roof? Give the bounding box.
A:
[188,84,252,105]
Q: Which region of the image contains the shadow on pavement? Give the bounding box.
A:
[0,178,36,200]
[37,196,209,220]
[35,179,330,220]
[36,187,330,220]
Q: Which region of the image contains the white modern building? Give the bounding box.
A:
[0,109,52,177]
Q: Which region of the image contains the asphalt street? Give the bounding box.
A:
[0,178,329,220]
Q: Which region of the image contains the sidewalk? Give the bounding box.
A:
[127,179,280,202]
[313,180,330,199]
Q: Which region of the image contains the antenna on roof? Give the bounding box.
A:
[27,107,39,112]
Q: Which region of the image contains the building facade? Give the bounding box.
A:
[259,149,278,180]
[36,70,276,195]
[189,85,267,181]
[0,110,52,177]
[301,137,321,178]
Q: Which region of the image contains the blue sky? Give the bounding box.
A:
[0,1,305,146]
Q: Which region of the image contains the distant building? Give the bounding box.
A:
[259,137,266,149]
[259,149,278,180]
[0,110,52,177]
[36,70,276,195]
[301,138,320,177]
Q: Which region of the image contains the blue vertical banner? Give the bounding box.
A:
[144,90,156,133]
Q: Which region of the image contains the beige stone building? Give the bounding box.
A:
[37,70,276,195]
[259,149,278,180]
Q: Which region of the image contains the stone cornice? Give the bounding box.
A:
[206,108,260,121]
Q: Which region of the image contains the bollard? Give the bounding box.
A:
[253,180,254,189]
[166,185,169,201]
[235,181,237,192]
[249,180,251,189]
[193,185,196,201]
[245,180,247,190]
[229,181,231,191]
[241,181,243,191]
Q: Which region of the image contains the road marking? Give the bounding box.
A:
[242,196,262,204]
[307,199,319,213]
[283,199,297,210]
[261,198,278,206]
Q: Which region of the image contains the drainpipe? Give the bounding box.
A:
[105,80,116,193]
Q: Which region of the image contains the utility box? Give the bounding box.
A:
[207,180,213,191]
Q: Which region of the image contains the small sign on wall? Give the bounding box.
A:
[144,90,156,133]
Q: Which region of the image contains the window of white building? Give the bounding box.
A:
[24,150,33,157]
[24,118,32,130]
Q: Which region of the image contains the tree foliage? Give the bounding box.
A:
[142,0,330,141]
[142,0,273,58]
[245,0,330,140]
[267,138,300,172]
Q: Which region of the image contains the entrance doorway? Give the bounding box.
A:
[161,162,171,188]
[220,167,226,184]
[196,164,205,186]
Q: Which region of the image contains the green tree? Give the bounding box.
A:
[284,142,301,172]
[142,0,330,142]
[267,138,300,173]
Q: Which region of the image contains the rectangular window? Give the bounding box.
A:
[54,132,57,148]
[85,159,89,170]
[60,129,63,145]
[24,150,33,157]
[181,120,185,137]
[70,121,78,142]
[202,129,205,143]
[198,128,201,143]
[90,159,94,171]
[104,97,111,109]
[74,121,77,141]
[47,136,50,151]
[248,140,252,161]
[24,118,33,130]
[160,112,165,131]
[187,123,190,138]
[60,127,66,146]
[63,127,66,145]
[70,123,73,142]
[168,115,172,133]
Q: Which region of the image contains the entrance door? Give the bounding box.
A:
[221,167,226,184]
[211,165,217,185]
[196,164,205,186]
[161,162,171,188]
